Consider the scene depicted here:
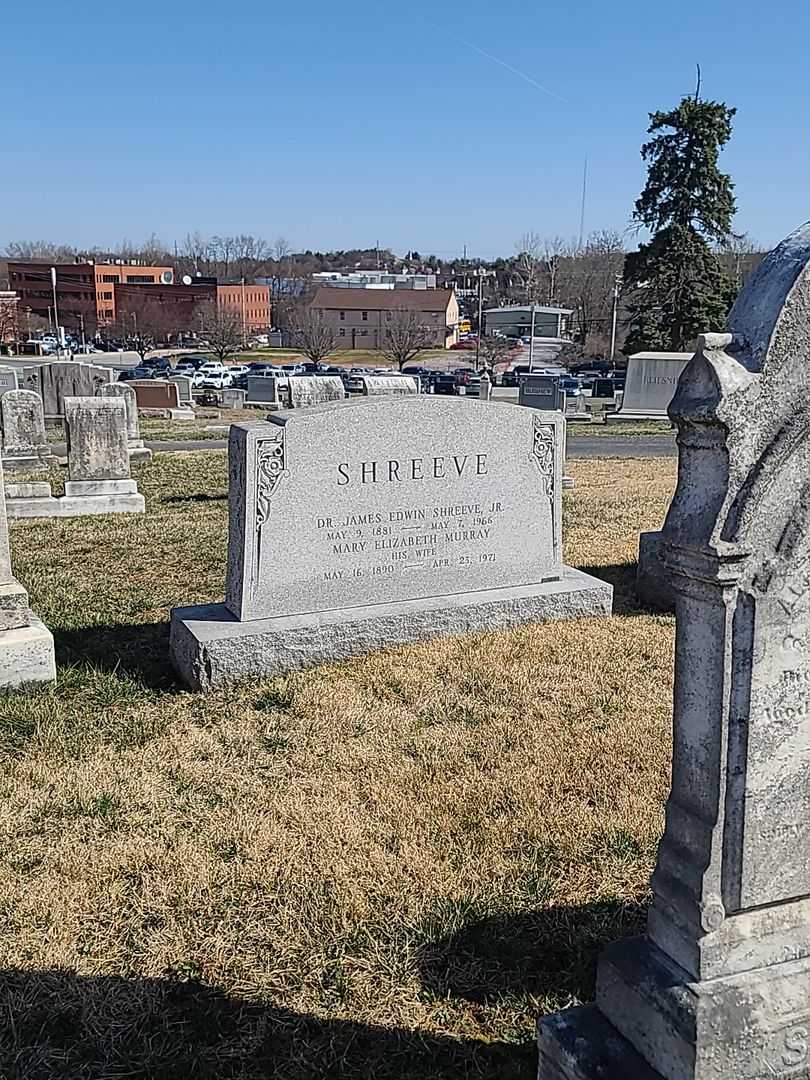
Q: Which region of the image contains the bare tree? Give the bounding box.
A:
[0,297,19,350]
[380,309,435,370]
[478,334,513,371]
[198,303,244,363]
[514,231,544,302]
[115,295,178,359]
[293,309,338,365]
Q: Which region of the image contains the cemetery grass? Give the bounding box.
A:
[1,452,677,1079]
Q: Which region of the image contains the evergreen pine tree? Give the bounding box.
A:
[624,90,737,353]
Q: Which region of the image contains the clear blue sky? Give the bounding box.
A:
[2,0,807,259]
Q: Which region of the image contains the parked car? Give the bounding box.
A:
[432,372,459,395]
[196,370,233,390]
[173,361,197,378]
[119,366,154,381]
[452,367,477,387]
[559,376,583,398]
[449,340,475,351]
[228,364,250,380]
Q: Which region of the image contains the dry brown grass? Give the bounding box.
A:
[0,452,677,1079]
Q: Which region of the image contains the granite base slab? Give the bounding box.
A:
[0,613,56,688]
[6,493,145,518]
[537,1005,662,1079]
[170,566,612,690]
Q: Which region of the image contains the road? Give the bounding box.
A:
[52,433,677,459]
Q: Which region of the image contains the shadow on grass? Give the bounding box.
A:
[419,898,647,1008]
[0,969,525,1080]
[53,621,177,691]
[579,562,651,617]
[163,493,227,505]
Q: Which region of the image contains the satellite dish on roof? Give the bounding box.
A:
[182,274,192,285]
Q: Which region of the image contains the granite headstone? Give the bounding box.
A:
[606,352,690,422]
[359,375,418,396]
[38,362,113,418]
[287,375,345,408]
[170,396,611,688]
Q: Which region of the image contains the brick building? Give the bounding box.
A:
[7,261,174,329]
[309,287,459,349]
[216,284,271,332]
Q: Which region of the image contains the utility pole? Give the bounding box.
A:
[609,274,622,365]
[528,303,537,371]
[474,269,484,370]
[240,277,247,345]
[79,312,86,353]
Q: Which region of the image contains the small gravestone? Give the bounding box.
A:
[98,383,152,463]
[359,375,418,396]
[478,371,492,401]
[222,388,247,410]
[129,380,193,420]
[61,397,145,516]
[1,389,51,470]
[287,375,345,408]
[170,396,611,689]
[540,223,810,1080]
[518,373,562,411]
[38,361,112,418]
[246,376,280,408]
[168,374,193,404]
[0,453,55,685]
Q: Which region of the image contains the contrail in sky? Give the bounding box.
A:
[433,26,569,105]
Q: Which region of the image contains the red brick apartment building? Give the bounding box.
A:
[7,261,173,328]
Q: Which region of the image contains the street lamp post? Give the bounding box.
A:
[528,303,537,371]
[50,267,62,357]
[609,275,622,366]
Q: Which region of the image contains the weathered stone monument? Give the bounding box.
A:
[38,361,113,419]
[359,374,418,396]
[7,397,146,518]
[606,351,690,422]
[170,396,611,689]
[539,223,810,1079]
[287,375,346,408]
[0,454,55,686]
[62,397,145,514]
[1,389,52,470]
[98,382,152,463]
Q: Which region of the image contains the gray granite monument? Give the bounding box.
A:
[359,374,418,396]
[246,376,280,408]
[38,361,113,419]
[518,374,563,411]
[0,453,55,686]
[170,396,611,689]
[540,222,810,1079]
[606,351,690,422]
[98,382,152,463]
[287,375,345,408]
